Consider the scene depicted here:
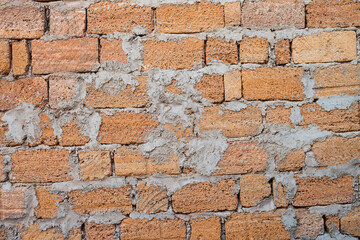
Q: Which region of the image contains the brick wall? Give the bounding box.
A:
[0,0,359,239]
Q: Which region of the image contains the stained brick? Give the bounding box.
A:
[79,151,111,181]
[190,216,221,240]
[266,106,293,127]
[21,223,81,240]
[206,37,238,65]
[85,223,115,240]
[35,186,61,219]
[12,41,29,76]
[114,147,147,177]
[100,39,128,64]
[240,37,268,63]
[195,74,224,103]
[325,216,340,234]
[340,206,360,237]
[294,209,324,239]
[273,182,288,207]
[136,183,168,214]
[0,41,10,75]
[240,174,271,207]
[0,187,26,220]
[59,119,90,146]
[50,9,86,37]
[275,40,291,65]
[49,76,77,109]
[224,2,241,26]
[224,69,242,101]
[276,149,305,171]
[147,153,181,176]
[31,113,58,146]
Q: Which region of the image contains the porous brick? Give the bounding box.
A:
[224,69,242,101]
[240,37,268,63]
[21,223,81,240]
[59,119,90,146]
[85,223,115,240]
[136,183,168,214]
[0,41,10,75]
[35,186,61,219]
[224,2,241,26]
[340,206,360,237]
[50,9,86,37]
[206,37,238,65]
[147,153,181,176]
[100,39,127,64]
[325,216,340,234]
[12,41,29,76]
[294,209,324,239]
[79,151,111,181]
[114,147,147,177]
[49,76,77,108]
[0,187,26,219]
[266,106,293,127]
[195,74,224,103]
[240,174,271,207]
[273,182,288,207]
[190,216,221,240]
[275,40,291,65]
[276,149,305,171]
[31,113,58,146]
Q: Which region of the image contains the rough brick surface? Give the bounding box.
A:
[31,113,58,146]
[325,216,340,234]
[147,153,181,176]
[273,182,288,208]
[136,183,168,214]
[266,106,293,127]
[294,209,324,239]
[195,74,224,103]
[50,9,86,37]
[49,76,77,108]
[190,216,221,240]
[224,69,242,101]
[240,174,271,207]
[275,40,291,65]
[0,187,26,220]
[276,149,305,171]
[341,206,360,237]
[35,186,61,219]
[100,39,127,64]
[79,151,111,181]
[0,41,10,75]
[206,37,238,65]
[240,37,268,63]
[21,223,81,240]
[85,223,115,240]
[224,2,241,26]
[12,41,29,76]
[59,119,90,146]
[114,147,147,177]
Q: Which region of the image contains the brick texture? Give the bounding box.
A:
[266,106,293,127]
[206,37,238,65]
[114,147,147,177]
[275,40,291,65]
[294,209,324,239]
[190,216,221,240]
[224,2,241,26]
[35,186,61,219]
[0,41,10,75]
[85,223,115,240]
[224,69,242,101]
[100,39,128,64]
[79,151,111,181]
[50,9,86,37]
[341,206,360,237]
[240,37,268,63]
[0,187,26,220]
[49,76,77,108]
[59,119,90,146]
[240,174,271,207]
[12,41,29,76]
[136,183,168,214]
[276,149,305,171]
[195,74,224,103]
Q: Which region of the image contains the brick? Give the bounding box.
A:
[325,216,340,234]
[266,106,293,127]
[172,179,237,213]
[240,174,271,207]
[199,107,262,138]
[242,67,305,101]
[32,38,98,74]
[35,186,61,219]
[300,102,360,132]
[100,39,127,64]
[190,216,221,240]
[85,223,115,240]
[31,113,58,146]
[0,187,26,219]
[225,2,241,26]
[10,149,71,183]
[0,155,5,182]
[313,64,360,97]
[59,119,90,146]
[224,69,242,101]
[0,6,44,39]
[85,75,148,108]
[294,209,324,239]
[273,182,288,208]
[156,1,224,33]
[275,40,291,65]
[50,9,86,37]
[0,227,7,240]
[0,115,7,147]
[206,37,238,65]
[242,0,305,29]
[292,31,357,63]
[240,37,268,63]
[293,176,353,207]
[114,147,147,176]
[21,223,81,240]
[12,41,29,75]
[0,77,48,111]
[340,206,360,237]
[88,2,153,34]
[136,183,168,214]
[306,0,360,28]
[276,149,305,171]
[313,137,360,167]
[147,153,181,176]
[225,211,290,240]
[195,74,224,103]
[79,151,111,181]
[69,187,132,215]
[121,218,186,240]
[165,80,183,95]
[142,38,204,71]
[49,76,77,109]
[99,112,159,144]
[163,124,193,141]
[0,41,10,75]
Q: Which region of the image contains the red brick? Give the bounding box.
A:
[35,186,61,219]
[195,74,224,103]
[240,37,268,63]
[224,2,241,26]
[21,223,81,240]
[59,119,90,146]
[50,9,86,37]
[276,149,305,171]
[266,106,293,127]
[100,39,127,64]
[32,38,98,74]
[190,216,221,240]
[156,1,224,33]
[341,206,360,237]
[12,41,29,76]
[49,76,77,108]
[30,113,58,146]
[275,40,291,65]
[85,222,115,240]
[206,37,238,65]
[240,174,271,207]
[0,41,10,75]
[79,151,111,181]
[294,209,324,239]
[114,147,147,177]
[136,183,168,214]
[0,187,26,219]
[224,69,242,101]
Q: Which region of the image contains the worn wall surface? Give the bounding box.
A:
[0,0,360,239]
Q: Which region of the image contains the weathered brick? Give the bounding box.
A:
[31,113,58,146]
[79,151,111,181]
[242,67,305,100]
[12,41,29,76]
[325,216,340,234]
[300,102,360,132]
[35,186,61,219]
[292,31,357,63]
[0,41,10,75]
[240,174,271,207]
[273,182,288,207]
[0,6,45,39]
[0,155,5,182]
[165,80,183,95]
[136,183,168,214]
[0,227,7,240]
[240,37,268,63]
[340,206,360,237]
[224,2,241,26]
[100,39,127,64]
[242,0,305,29]
[99,112,159,144]
[59,119,90,146]
[172,179,237,213]
[85,76,148,108]
[0,77,47,111]
[225,211,290,240]
[163,124,193,141]
[224,69,242,101]
[190,216,221,240]
[85,222,115,240]
[10,149,71,183]
[121,218,186,240]
[293,176,354,207]
[0,187,26,219]
[199,106,262,138]
[206,37,238,65]
[275,40,291,65]
[266,106,293,127]
[294,209,324,239]
[32,38,98,74]
[142,38,204,71]
[21,223,81,240]
[114,147,147,176]
[88,2,153,34]
[49,76,77,109]
[156,1,224,33]
[147,153,181,176]
[69,187,132,215]
[276,149,305,171]
[50,9,86,37]
[313,64,360,97]
[306,0,360,28]
[195,74,224,103]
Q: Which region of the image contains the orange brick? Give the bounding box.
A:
[325,216,340,234]
[0,155,5,182]
[293,176,353,207]
[147,153,181,176]
[114,147,147,176]
[276,149,305,171]
[49,76,77,108]
[32,38,98,74]
[190,216,221,240]
[199,106,262,138]
[59,119,90,146]
[225,211,290,240]
[266,106,293,127]
[12,41,29,76]
[99,112,159,144]
[294,209,324,239]
[69,187,132,215]
[340,206,360,237]
[224,69,242,101]
[273,182,288,207]
[10,149,71,183]
[162,124,193,141]
[206,37,238,65]
[79,151,111,181]
[87,2,153,34]
[172,179,237,213]
[240,174,271,207]
[215,141,268,175]
[165,80,183,95]
[225,2,241,26]
[0,6,45,39]
[195,74,224,103]
[242,67,305,100]
[85,76,148,109]
[0,41,10,75]
[121,218,186,240]
[292,31,357,63]
[142,38,204,71]
[156,1,224,33]
[136,183,168,214]
[35,186,61,219]
[306,0,360,28]
[0,187,26,220]
[275,40,291,65]
[0,227,7,240]
[30,113,58,146]
[100,39,127,64]
[240,37,268,63]
[50,9,86,37]
[21,223,81,240]
[85,222,115,240]
[0,77,47,111]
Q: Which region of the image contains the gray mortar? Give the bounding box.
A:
[316,95,360,111]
